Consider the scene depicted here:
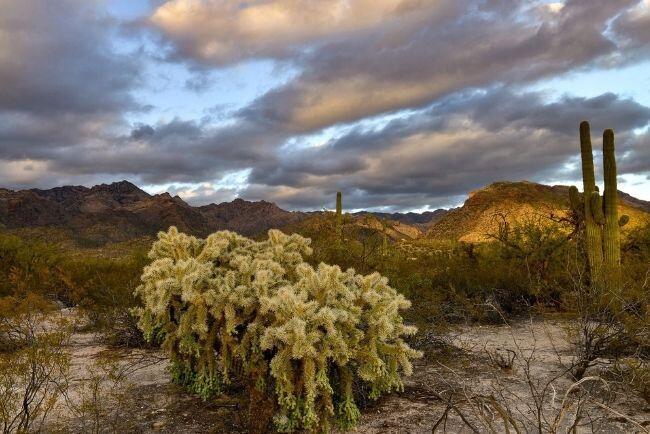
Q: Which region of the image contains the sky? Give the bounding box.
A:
[0,0,649,212]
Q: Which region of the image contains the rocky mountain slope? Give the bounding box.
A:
[426,181,650,242]
[197,198,306,236]
[354,209,450,231]
[1,180,648,245]
[0,181,305,244]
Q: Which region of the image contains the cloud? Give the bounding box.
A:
[1,0,649,212]
[612,0,650,58]
[169,182,247,205]
[38,117,286,185]
[4,80,648,210]
[0,0,144,183]
[0,0,141,116]
[148,0,444,65]
[239,90,650,210]
[155,0,648,132]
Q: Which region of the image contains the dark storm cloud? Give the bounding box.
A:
[1,0,649,211]
[240,0,646,132]
[131,124,156,140]
[14,88,646,210]
[0,0,144,187]
[45,118,287,185]
[0,0,141,116]
[619,129,650,176]
[465,91,650,134]
[239,90,650,210]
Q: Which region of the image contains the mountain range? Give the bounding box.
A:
[1,180,648,246]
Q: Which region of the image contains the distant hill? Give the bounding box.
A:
[0,181,306,245]
[426,181,650,242]
[1,180,648,246]
[353,209,450,231]
[197,198,306,236]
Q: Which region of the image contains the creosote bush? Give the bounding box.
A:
[134,227,421,432]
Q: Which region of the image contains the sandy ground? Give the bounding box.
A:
[49,312,247,433]
[52,317,650,433]
[352,319,650,433]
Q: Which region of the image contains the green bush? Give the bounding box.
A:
[0,232,68,299]
[134,227,421,432]
[0,292,71,432]
[64,252,149,346]
[298,212,580,326]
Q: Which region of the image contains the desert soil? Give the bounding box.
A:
[54,316,650,433]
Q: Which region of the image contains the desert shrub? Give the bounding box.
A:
[562,222,650,382]
[134,227,421,432]
[299,212,578,327]
[486,214,574,303]
[58,351,160,433]
[0,230,151,347]
[299,213,390,275]
[0,292,57,351]
[431,321,647,433]
[64,251,149,347]
[0,233,69,300]
[0,293,71,433]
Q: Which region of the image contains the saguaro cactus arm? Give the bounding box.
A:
[618,215,629,227]
[602,129,621,269]
[569,186,582,217]
[579,122,597,196]
[579,121,603,277]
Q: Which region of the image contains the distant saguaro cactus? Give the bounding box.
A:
[569,121,628,287]
[336,191,342,244]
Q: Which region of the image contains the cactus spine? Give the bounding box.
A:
[570,121,628,287]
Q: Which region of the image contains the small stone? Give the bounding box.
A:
[152,421,166,430]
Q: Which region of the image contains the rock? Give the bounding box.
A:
[152,421,166,430]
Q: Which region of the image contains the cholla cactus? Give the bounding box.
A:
[134,227,421,432]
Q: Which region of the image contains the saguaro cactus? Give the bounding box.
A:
[569,121,628,287]
[380,219,390,257]
[336,191,342,243]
